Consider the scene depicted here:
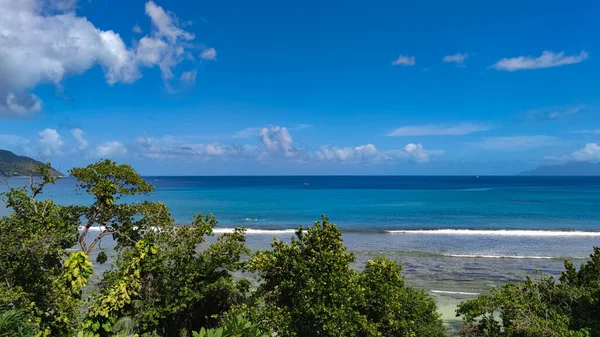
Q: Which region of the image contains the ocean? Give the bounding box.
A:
[2,175,600,324]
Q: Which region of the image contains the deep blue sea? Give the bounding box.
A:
[3,175,600,321]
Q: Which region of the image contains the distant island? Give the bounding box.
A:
[0,149,62,177]
[519,161,600,176]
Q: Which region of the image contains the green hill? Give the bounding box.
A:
[0,150,62,177]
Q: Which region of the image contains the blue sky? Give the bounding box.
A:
[0,0,599,175]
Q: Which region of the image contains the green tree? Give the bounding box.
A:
[245,215,447,337]
[69,160,161,254]
[0,164,93,336]
[83,214,250,337]
[359,256,447,337]
[457,247,600,337]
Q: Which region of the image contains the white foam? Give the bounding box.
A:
[446,254,555,260]
[213,228,297,235]
[79,226,295,235]
[431,290,480,296]
[386,229,600,237]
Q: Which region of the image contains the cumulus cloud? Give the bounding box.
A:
[392,55,415,66]
[0,0,197,117]
[95,141,127,158]
[443,53,468,66]
[200,47,217,61]
[388,123,492,136]
[569,143,600,163]
[316,144,379,163]
[38,128,64,156]
[473,135,561,151]
[259,126,295,157]
[403,143,430,163]
[316,143,443,164]
[492,51,588,71]
[70,128,88,150]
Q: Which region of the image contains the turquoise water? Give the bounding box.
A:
[3,176,600,323]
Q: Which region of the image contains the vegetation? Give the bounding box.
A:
[457,247,600,337]
[244,217,447,337]
[0,149,61,177]
[0,159,598,337]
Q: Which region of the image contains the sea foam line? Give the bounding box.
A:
[79,226,296,235]
[445,254,555,260]
[213,228,297,235]
[386,229,600,237]
[430,290,480,296]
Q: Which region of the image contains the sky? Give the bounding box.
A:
[0,0,599,175]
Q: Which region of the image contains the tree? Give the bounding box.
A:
[359,256,447,337]
[457,247,600,337]
[0,164,93,336]
[83,214,251,337]
[245,215,447,337]
[69,160,161,254]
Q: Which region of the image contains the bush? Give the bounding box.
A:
[245,215,447,337]
[457,247,600,337]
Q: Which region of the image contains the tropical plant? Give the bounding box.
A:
[0,310,35,337]
[83,214,250,336]
[192,315,269,337]
[244,215,447,337]
[0,164,91,336]
[457,247,600,337]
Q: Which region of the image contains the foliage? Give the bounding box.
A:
[0,310,35,337]
[83,214,250,337]
[0,165,88,336]
[69,159,164,254]
[245,215,447,337]
[192,315,269,337]
[457,247,600,337]
[359,256,447,337]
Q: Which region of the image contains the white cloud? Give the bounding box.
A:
[316,144,379,163]
[200,47,217,61]
[443,52,468,66]
[259,126,295,157]
[0,0,198,117]
[132,24,142,33]
[388,123,492,136]
[316,143,443,164]
[492,51,588,71]
[403,143,430,163]
[568,143,600,163]
[180,70,197,83]
[94,141,127,158]
[38,128,64,156]
[392,55,415,66]
[70,128,88,150]
[473,135,560,151]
